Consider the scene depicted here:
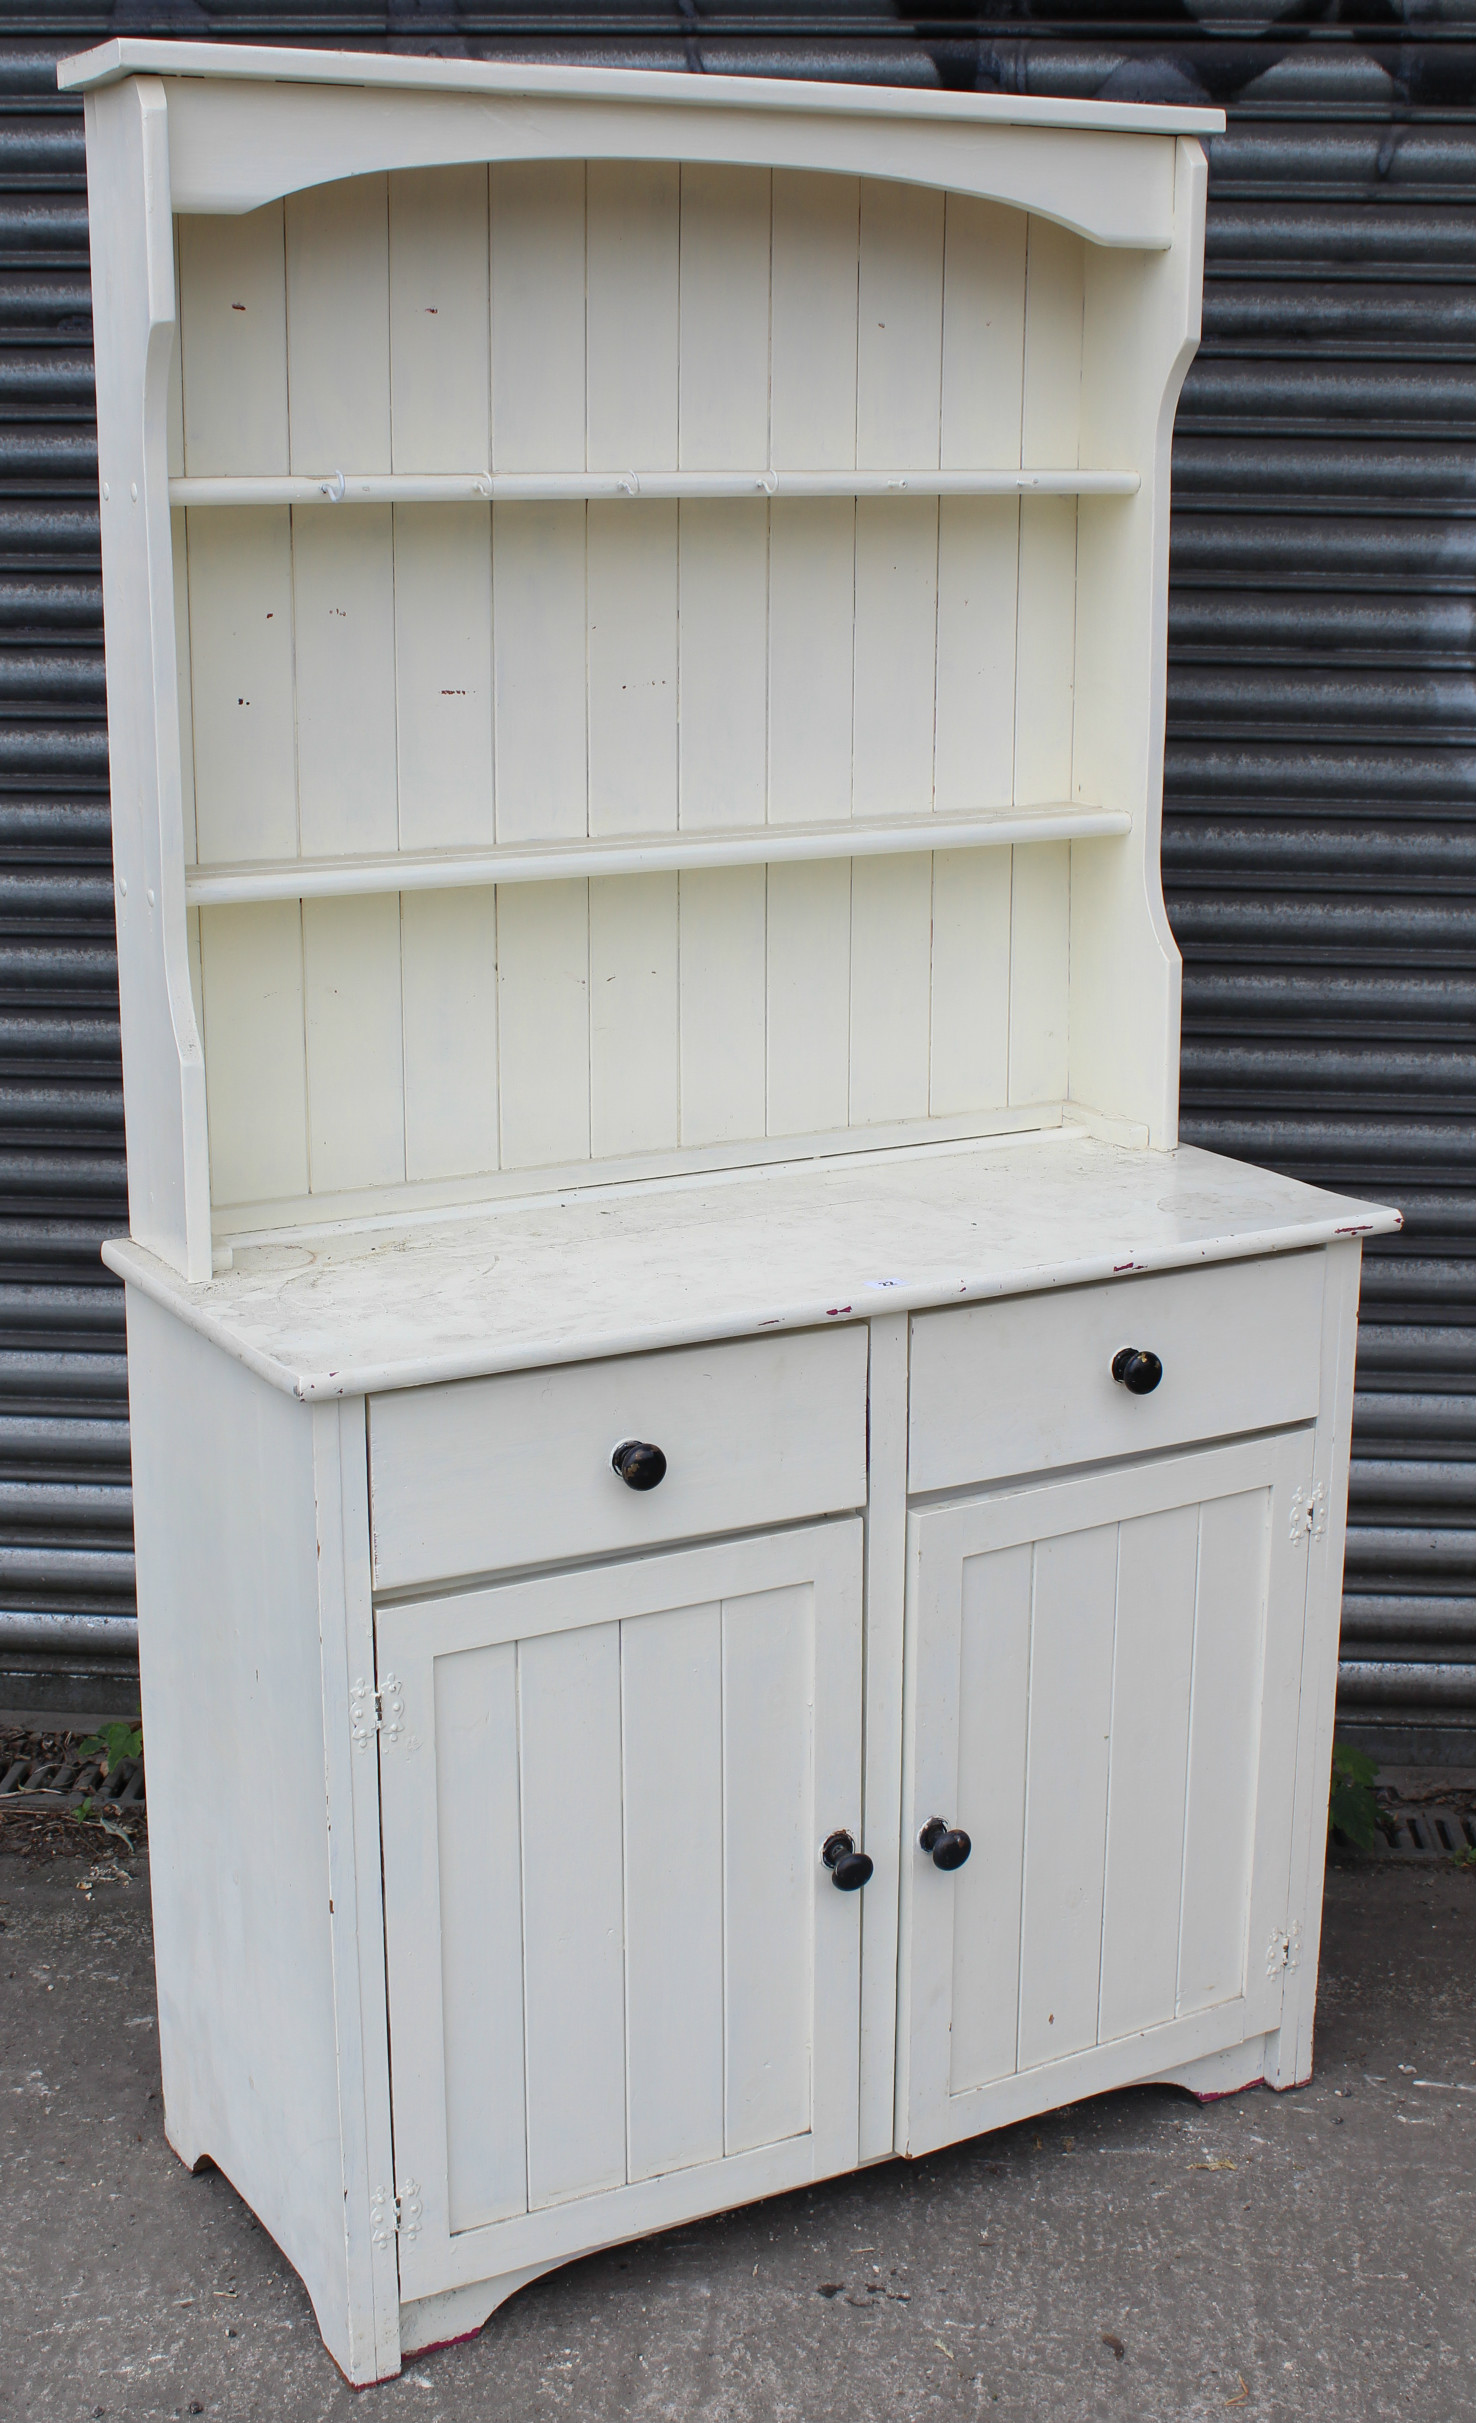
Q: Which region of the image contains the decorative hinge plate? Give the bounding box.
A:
[370,2179,423,2248]
[1266,1921,1302,1980]
[1288,1482,1327,1545]
[350,1671,405,1750]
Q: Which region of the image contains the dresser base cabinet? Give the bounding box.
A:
[120,1222,1371,2384]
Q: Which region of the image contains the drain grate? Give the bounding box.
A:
[0,1732,145,1814]
[1375,1804,1476,1863]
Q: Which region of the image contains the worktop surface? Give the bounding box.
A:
[103,1131,1399,1400]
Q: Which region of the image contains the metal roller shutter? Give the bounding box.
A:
[1,10,1471,1759]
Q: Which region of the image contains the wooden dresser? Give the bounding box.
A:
[65,38,1397,2383]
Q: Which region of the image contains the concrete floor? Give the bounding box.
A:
[2,1850,1473,2423]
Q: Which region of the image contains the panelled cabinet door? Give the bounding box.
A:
[897,1433,1315,2158]
[378,1519,865,2302]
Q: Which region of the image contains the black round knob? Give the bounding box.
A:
[919,1817,972,1871]
[1111,1347,1163,1397]
[612,1439,667,1491]
[822,1830,874,1892]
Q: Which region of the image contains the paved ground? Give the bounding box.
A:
[2,1847,1473,2423]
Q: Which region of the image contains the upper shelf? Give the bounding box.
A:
[184,803,1132,909]
[168,467,1141,509]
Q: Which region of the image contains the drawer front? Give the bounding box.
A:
[369,1325,869,1592]
[908,1252,1324,1495]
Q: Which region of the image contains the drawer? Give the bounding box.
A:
[908,1252,1324,1495]
[369,1325,869,1592]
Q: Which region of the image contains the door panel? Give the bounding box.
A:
[379,1520,864,2300]
[899,1433,1313,2158]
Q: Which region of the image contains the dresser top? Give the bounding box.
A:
[102,1135,1398,1402]
[58,41,1224,137]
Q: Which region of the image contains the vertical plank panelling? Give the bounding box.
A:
[934,502,1019,814]
[389,165,491,469]
[589,875,680,1159]
[1017,1523,1117,2071]
[491,162,588,844]
[935,203,1024,816]
[586,162,680,839]
[302,895,406,1195]
[1097,1506,1199,2044]
[434,1642,528,2232]
[769,171,858,827]
[178,207,289,476]
[853,182,942,826]
[401,888,499,1183]
[1178,1491,1270,2017]
[290,515,398,860]
[723,1583,813,2155]
[170,512,197,862]
[849,853,932,1127]
[519,1622,628,2207]
[285,176,397,863]
[677,165,770,833]
[621,1602,725,2182]
[1008,841,1070,1106]
[939,198,1028,474]
[949,1544,1032,2094]
[186,511,297,864]
[390,168,494,856]
[855,178,945,471]
[197,903,308,1207]
[929,849,1012,1116]
[496,881,589,1170]
[678,866,767,1147]
[766,859,851,1138]
[1015,217,1083,809]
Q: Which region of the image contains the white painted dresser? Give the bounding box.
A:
[66,38,1398,2385]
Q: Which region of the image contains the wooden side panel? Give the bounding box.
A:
[949,1543,1031,2094]
[491,160,588,844]
[1178,1488,1272,2017]
[622,1602,726,2182]
[400,887,499,1184]
[1016,1523,1117,2071]
[495,879,590,1170]
[587,163,680,840]
[769,170,858,828]
[723,1582,815,2154]
[677,165,770,832]
[929,848,1012,1117]
[1097,1505,1199,2043]
[678,864,767,1149]
[302,895,406,1195]
[766,858,851,1138]
[435,1640,528,2232]
[197,902,308,1207]
[588,873,679,1159]
[519,1620,628,2209]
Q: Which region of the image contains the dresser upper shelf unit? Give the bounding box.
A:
[183,804,1131,908]
[169,468,1142,508]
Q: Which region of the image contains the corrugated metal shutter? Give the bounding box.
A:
[0,34,132,1718]
[1,11,1471,1758]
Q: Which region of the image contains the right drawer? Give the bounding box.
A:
[908,1251,1325,1495]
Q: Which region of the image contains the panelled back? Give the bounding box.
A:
[172,163,1096,1225]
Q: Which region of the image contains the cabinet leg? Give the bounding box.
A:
[1149,2034,1269,2103]
[399,2264,563,2359]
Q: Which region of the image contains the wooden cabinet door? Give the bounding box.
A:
[897,1433,1315,2158]
[377,1519,864,2302]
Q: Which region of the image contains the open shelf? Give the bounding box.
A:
[184,803,1132,908]
[168,467,1141,509]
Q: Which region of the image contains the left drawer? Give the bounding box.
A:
[368,1325,870,1592]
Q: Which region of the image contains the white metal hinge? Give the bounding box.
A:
[370,2179,423,2248]
[350,1672,405,1750]
[1266,1921,1302,1980]
[1288,1482,1327,1545]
